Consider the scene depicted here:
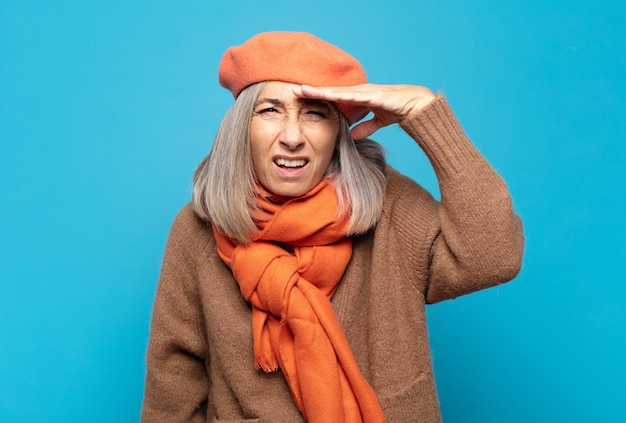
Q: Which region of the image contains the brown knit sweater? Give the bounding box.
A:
[141,96,524,422]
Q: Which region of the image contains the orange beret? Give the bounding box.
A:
[218,31,369,124]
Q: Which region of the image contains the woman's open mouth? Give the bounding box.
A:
[274,158,308,168]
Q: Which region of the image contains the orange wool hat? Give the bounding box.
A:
[219,31,369,124]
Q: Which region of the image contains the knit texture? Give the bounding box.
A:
[218,31,369,124]
[141,95,524,422]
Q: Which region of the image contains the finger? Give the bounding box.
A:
[294,84,342,100]
[296,84,375,106]
[349,118,381,140]
[296,84,370,96]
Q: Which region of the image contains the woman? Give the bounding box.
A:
[142,32,524,422]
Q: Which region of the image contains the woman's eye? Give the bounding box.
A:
[258,107,279,114]
[303,110,328,121]
[254,107,282,119]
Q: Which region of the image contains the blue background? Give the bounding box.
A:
[1,1,624,421]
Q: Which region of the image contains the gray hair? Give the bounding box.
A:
[193,82,386,244]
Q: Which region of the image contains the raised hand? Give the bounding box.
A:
[293,83,436,139]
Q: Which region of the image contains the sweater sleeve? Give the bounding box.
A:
[141,206,210,422]
[399,95,524,304]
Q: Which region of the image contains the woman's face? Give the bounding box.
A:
[250,81,340,197]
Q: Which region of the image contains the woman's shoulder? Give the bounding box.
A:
[170,202,208,230]
[384,166,437,206]
[165,203,216,253]
[377,165,440,233]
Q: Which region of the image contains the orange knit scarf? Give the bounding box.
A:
[212,179,385,423]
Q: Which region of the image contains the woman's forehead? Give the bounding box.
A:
[256,81,333,108]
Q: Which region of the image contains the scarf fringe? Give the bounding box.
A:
[255,353,279,373]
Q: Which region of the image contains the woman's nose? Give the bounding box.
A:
[279,117,305,150]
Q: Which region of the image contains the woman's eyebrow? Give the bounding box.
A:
[254,98,332,110]
[299,99,333,109]
[254,98,283,107]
